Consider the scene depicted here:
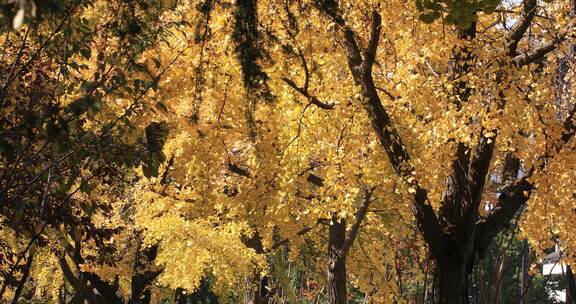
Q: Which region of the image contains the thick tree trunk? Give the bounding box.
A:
[328,215,347,304]
[436,257,469,304]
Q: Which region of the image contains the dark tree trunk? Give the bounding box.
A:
[174,280,219,304]
[494,254,506,304]
[519,240,530,304]
[129,244,159,304]
[436,257,469,304]
[478,261,487,304]
[174,288,188,304]
[423,260,430,303]
[10,251,34,304]
[328,214,347,304]
[241,233,273,304]
[567,265,576,304]
[314,3,562,304]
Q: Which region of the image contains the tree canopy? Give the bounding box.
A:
[0,0,575,303]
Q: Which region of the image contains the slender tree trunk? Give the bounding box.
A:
[244,275,258,304]
[242,233,272,304]
[10,251,34,304]
[431,272,437,303]
[567,265,576,304]
[58,285,64,304]
[494,254,506,304]
[519,240,530,304]
[396,250,404,297]
[415,281,420,304]
[423,261,430,303]
[328,214,347,304]
[478,261,487,304]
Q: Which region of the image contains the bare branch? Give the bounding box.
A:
[281,34,336,109]
[424,59,440,78]
[375,86,399,100]
[298,49,310,92]
[281,77,335,110]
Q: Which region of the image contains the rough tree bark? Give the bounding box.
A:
[327,189,373,304]
[328,214,347,304]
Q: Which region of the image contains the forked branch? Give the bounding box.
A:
[282,49,335,110]
[507,0,538,56]
[317,5,445,257]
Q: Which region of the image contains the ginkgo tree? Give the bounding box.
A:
[128,2,416,301]
[130,0,576,302]
[2,0,576,303]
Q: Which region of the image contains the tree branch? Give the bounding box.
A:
[281,47,336,109]
[58,257,103,304]
[281,77,335,110]
[513,33,567,66]
[10,250,34,304]
[316,6,445,258]
[268,220,322,251]
[298,48,309,92]
[361,11,382,73]
[507,0,538,56]
[475,101,576,255]
[341,188,374,256]
[64,240,123,304]
[467,128,497,210]
[474,177,532,256]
